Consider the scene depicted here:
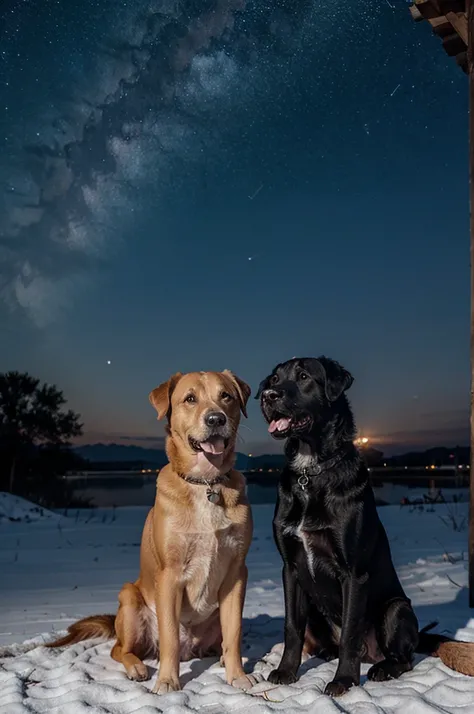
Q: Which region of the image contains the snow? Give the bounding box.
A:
[0,492,60,523]
[1,493,474,713]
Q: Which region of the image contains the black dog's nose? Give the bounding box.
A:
[205,411,227,427]
[263,389,282,402]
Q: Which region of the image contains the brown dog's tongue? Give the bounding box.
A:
[200,436,226,455]
[268,417,291,433]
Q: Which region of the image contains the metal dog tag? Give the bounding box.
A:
[207,488,220,504]
[298,470,309,490]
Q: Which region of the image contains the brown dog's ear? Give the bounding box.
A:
[149,372,183,420]
[222,370,251,418]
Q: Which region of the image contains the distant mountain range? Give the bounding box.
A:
[73,443,285,471]
[73,443,471,471]
[74,443,169,466]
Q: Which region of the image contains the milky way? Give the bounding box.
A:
[0,0,332,325]
[1,0,446,328]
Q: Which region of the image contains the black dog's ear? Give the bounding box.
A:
[317,356,354,402]
[255,376,270,400]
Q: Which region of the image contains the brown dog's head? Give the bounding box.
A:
[149,370,251,478]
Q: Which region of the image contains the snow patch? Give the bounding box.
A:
[0,493,59,523]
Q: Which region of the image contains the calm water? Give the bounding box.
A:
[65,472,469,508]
[66,473,278,507]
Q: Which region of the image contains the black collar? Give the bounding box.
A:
[179,471,231,487]
[294,447,356,490]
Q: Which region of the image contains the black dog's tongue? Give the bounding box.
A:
[269,417,291,433]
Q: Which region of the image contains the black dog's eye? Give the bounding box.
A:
[184,393,196,404]
[270,374,279,385]
[299,371,309,381]
[221,391,233,401]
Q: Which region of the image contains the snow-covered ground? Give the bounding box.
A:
[1,493,474,713]
[0,492,60,524]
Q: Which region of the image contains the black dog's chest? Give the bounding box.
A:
[300,526,335,561]
[284,495,341,579]
[292,520,338,567]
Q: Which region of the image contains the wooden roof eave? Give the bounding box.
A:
[409,0,468,73]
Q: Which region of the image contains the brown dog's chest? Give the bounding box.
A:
[171,490,248,623]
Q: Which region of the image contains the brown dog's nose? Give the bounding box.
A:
[205,411,227,427]
[263,389,282,402]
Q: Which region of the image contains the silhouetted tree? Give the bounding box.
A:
[0,371,83,495]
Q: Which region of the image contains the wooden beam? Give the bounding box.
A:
[468,0,474,609]
[430,16,461,38]
[443,30,467,54]
[415,0,443,20]
[410,4,424,20]
[415,0,465,19]
[446,10,469,43]
[439,0,466,13]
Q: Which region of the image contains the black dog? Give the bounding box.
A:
[257,356,474,697]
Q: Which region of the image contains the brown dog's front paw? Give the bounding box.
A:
[127,662,150,682]
[231,674,259,690]
[152,677,181,694]
[324,676,356,697]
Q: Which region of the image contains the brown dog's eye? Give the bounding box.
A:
[299,372,308,381]
[184,394,196,404]
[221,391,233,401]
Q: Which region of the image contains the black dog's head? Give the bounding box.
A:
[256,356,354,441]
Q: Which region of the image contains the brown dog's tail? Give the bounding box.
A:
[45,614,116,648]
[417,621,474,676]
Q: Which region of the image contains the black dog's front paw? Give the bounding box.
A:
[267,668,298,685]
[367,659,411,682]
[324,676,356,697]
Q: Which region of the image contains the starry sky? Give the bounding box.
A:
[0,0,469,456]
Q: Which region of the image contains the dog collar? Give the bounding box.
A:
[179,471,231,503]
[297,451,349,490]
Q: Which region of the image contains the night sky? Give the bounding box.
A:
[0,0,469,456]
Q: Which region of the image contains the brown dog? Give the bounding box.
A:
[48,370,254,694]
